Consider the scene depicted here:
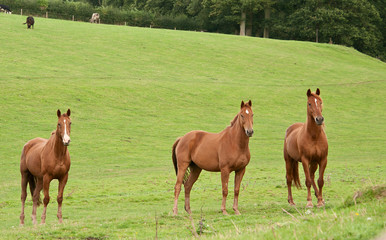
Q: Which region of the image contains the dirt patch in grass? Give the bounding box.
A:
[344,185,386,207]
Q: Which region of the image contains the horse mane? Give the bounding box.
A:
[230,113,239,127]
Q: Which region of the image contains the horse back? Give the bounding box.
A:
[177,130,221,171]
[21,138,47,177]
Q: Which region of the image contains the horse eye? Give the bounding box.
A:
[308,103,311,106]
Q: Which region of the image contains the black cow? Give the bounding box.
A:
[23,16,35,29]
[0,4,12,14]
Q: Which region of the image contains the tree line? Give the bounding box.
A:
[4,0,385,60]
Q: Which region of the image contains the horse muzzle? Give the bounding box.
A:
[245,129,254,137]
[315,116,324,125]
[63,135,71,146]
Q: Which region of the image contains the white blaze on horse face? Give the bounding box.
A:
[246,109,249,114]
[315,98,318,107]
[63,119,70,144]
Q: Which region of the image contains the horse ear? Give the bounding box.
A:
[316,88,320,95]
[307,89,311,97]
[241,100,245,109]
[67,109,71,117]
[57,109,61,118]
[248,100,252,107]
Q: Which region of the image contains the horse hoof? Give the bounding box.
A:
[306,202,313,208]
[317,202,325,208]
[234,210,241,215]
[222,210,229,215]
[173,208,178,216]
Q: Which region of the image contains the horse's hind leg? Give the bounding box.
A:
[233,167,246,215]
[32,178,43,225]
[184,164,202,214]
[284,153,295,205]
[20,172,28,226]
[173,159,190,216]
[57,174,68,223]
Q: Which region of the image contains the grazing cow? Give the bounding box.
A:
[23,16,35,29]
[90,13,100,23]
[0,4,12,14]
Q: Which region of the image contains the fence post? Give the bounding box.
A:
[21,9,22,16]
[46,12,48,18]
[72,15,74,21]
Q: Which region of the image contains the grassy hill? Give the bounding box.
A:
[0,14,385,239]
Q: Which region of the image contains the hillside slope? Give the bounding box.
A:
[0,14,385,239]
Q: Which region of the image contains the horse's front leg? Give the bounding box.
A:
[41,175,53,224]
[301,158,313,208]
[317,158,327,207]
[233,168,246,215]
[220,168,230,215]
[57,174,68,223]
[309,162,320,199]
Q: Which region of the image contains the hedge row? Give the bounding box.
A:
[2,0,201,30]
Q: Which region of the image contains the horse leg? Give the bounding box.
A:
[317,158,327,207]
[184,164,202,214]
[32,178,43,225]
[233,168,246,215]
[309,161,320,199]
[20,172,28,226]
[41,175,53,224]
[284,155,295,205]
[57,174,68,223]
[301,158,313,208]
[220,168,230,215]
[173,161,189,216]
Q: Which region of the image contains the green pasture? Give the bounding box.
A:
[0,14,385,239]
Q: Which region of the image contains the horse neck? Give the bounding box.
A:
[229,115,249,148]
[305,114,323,139]
[50,130,68,159]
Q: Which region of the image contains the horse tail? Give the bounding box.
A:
[292,160,301,189]
[172,138,181,176]
[27,172,41,206]
[21,144,41,206]
[172,137,192,184]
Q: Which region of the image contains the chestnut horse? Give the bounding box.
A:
[20,109,72,225]
[172,100,254,215]
[284,89,328,207]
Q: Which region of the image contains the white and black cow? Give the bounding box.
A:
[90,13,100,23]
[0,4,12,14]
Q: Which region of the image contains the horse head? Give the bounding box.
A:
[307,88,324,125]
[57,109,71,146]
[240,100,254,137]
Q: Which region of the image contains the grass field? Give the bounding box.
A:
[0,14,385,239]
